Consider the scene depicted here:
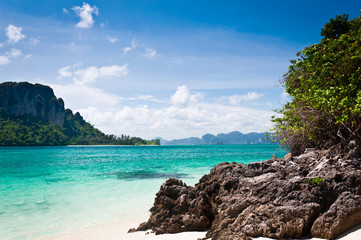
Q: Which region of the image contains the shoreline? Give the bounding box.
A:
[127,150,361,239]
[41,218,207,240]
[38,219,361,240]
[3,146,359,240]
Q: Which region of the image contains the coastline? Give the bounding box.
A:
[1,145,286,240]
[39,219,361,240]
[127,150,361,239]
[3,146,359,240]
[41,218,207,240]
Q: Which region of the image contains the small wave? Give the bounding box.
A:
[5,199,51,213]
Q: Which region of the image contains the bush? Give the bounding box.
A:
[270,14,361,155]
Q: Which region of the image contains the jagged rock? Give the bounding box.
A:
[311,192,361,239]
[131,149,361,239]
[129,178,213,234]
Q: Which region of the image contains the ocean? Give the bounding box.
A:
[0,145,287,240]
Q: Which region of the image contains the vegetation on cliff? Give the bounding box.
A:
[0,82,159,146]
[270,14,361,155]
[0,112,159,146]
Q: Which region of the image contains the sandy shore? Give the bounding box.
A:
[43,217,207,240]
[256,224,361,240]
[42,219,361,240]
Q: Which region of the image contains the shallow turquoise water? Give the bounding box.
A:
[0,145,287,240]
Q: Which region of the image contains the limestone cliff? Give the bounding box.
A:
[0,81,160,146]
[0,82,65,126]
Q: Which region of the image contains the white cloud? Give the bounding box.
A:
[30,38,39,45]
[7,48,22,58]
[143,47,160,59]
[57,63,129,84]
[74,66,100,84]
[0,43,3,48]
[0,55,10,65]
[49,82,273,139]
[0,48,22,65]
[24,54,32,60]
[98,64,129,77]
[119,95,155,101]
[63,8,69,14]
[123,47,132,55]
[51,84,157,112]
[171,85,204,107]
[123,38,136,55]
[72,3,99,29]
[107,37,118,43]
[78,102,273,140]
[51,83,121,110]
[229,91,264,105]
[6,25,25,43]
[57,65,73,79]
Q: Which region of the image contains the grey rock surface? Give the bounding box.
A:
[0,82,65,126]
[132,148,361,240]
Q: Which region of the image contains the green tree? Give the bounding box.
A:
[0,111,160,146]
[270,14,361,155]
[321,14,351,39]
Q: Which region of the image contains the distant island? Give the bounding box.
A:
[156,131,273,145]
[0,82,159,146]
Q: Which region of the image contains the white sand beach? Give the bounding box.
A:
[256,224,361,240]
[43,217,207,240]
[43,219,361,240]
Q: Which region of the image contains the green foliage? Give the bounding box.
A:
[0,113,68,146]
[0,111,159,146]
[308,177,324,187]
[321,14,351,39]
[270,14,361,155]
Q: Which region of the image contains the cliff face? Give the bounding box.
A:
[0,81,159,146]
[0,82,65,126]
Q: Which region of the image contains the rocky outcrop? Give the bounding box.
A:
[131,148,361,239]
[0,82,65,126]
[311,192,361,239]
[129,178,213,234]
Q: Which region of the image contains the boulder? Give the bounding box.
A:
[311,192,361,239]
[129,178,213,234]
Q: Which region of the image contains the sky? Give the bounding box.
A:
[0,1,360,140]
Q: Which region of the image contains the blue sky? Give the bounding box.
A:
[0,1,360,139]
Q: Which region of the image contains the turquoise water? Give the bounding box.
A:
[0,145,287,240]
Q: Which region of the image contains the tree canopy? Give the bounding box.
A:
[270,14,361,155]
[0,111,160,146]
